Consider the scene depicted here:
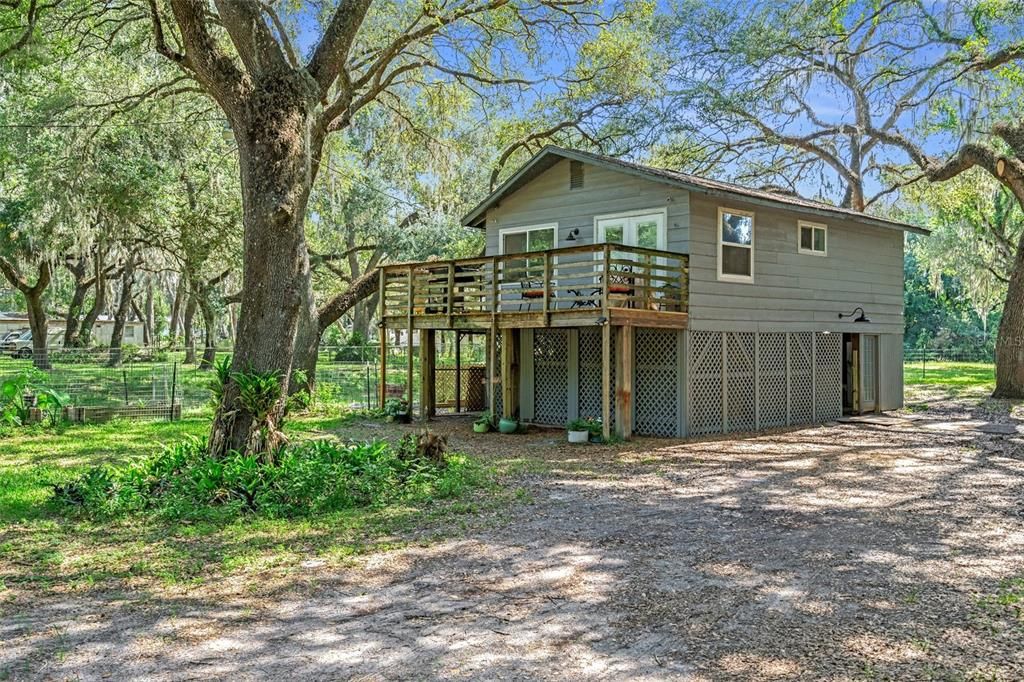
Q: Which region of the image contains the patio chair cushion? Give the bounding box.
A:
[521,289,544,298]
[607,285,632,294]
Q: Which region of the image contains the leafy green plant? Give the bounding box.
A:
[54,435,480,519]
[383,397,408,418]
[474,411,495,427]
[207,355,233,406]
[35,387,71,427]
[232,366,282,421]
[567,417,602,435]
[1,368,65,429]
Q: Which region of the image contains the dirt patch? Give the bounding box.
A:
[3,394,1024,680]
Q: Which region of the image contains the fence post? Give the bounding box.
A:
[170,361,178,421]
[122,368,129,405]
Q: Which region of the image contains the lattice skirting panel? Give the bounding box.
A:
[634,329,681,437]
[491,331,502,417]
[578,328,614,429]
[533,329,570,426]
[688,330,844,436]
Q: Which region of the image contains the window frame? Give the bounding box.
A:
[497,223,558,283]
[497,223,559,256]
[797,220,828,257]
[717,207,755,283]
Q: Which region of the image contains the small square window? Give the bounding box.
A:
[718,208,754,282]
[798,222,827,255]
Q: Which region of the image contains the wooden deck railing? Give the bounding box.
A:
[379,243,689,324]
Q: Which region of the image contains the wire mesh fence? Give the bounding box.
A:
[1,334,490,422]
[903,347,995,364]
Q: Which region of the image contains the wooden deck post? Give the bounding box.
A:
[488,326,497,416]
[615,324,634,439]
[454,331,462,413]
[601,321,611,441]
[420,329,436,422]
[406,266,415,416]
[378,269,388,408]
[501,327,520,420]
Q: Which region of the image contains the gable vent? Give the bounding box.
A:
[569,160,584,189]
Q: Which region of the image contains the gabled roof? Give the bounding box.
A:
[463,146,929,235]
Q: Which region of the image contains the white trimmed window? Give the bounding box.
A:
[798,221,827,256]
[499,224,557,279]
[717,208,754,282]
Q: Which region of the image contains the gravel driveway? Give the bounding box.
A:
[4,390,1024,680]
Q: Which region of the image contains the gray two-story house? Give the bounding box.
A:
[378,146,924,439]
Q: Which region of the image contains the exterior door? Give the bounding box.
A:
[860,334,878,413]
[596,212,666,250]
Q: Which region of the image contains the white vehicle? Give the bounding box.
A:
[5,329,64,359]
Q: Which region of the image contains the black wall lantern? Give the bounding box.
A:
[838,306,870,323]
[565,228,580,241]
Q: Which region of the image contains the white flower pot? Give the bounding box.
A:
[567,430,589,444]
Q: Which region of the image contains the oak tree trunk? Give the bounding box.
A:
[107,256,136,367]
[993,231,1024,398]
[183,291,197,364]
[79,253,107,348]
[63,256,91,346]
[207,81,319,459]
[144,280,154,345]
[198,295,217,370]
[25,288,49,370]
[168,276,183,342]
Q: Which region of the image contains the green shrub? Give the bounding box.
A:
[567,417,602,435]
[53,435,479,519]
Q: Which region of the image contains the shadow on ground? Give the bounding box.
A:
[3,392,1023,680]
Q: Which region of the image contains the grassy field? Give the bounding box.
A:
[0,359,995,603]
[903,360,995,390]
[0,410,499,602]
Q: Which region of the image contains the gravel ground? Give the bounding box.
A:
[3,388,1024,680]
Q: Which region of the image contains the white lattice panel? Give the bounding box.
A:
[635,329,680,437]
[725,332,755,432]
[578,328,614,427]
[790,332,813,424]
[533,329,569,425]
[690,331,723,436]
[815,333,842,421]
[758,333,788,428]
[492,332,502,417]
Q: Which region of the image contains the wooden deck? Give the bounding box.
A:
[378,244,689,440]
[378,243,690,331]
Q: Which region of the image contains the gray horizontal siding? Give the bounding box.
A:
[484,158,690,256]
[686,194,905,335]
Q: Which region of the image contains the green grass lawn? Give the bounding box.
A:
[0,409,498,602]
[903,361,995,390]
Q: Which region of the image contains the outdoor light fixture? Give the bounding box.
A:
[838,307,870,323]
[565,228,580,241]
[376,319,386,329]
[595,316,608,326]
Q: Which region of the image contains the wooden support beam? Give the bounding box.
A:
[454,331,462,413]
[420,329,436,422]
[501,327,520,420]
[488,326,497,417]
[407,266,415,416]
[601,321,611,441]
[378,271,388,408]
[615,325,634,439]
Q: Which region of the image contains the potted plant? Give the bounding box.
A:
[473,412,494,433]
[568,417,601,443]
[383,397,410,423]
[498,416,519,434]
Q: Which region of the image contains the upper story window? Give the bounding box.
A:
[500,224,556,280]
[798,221,827,256]
[717,208,754,282]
